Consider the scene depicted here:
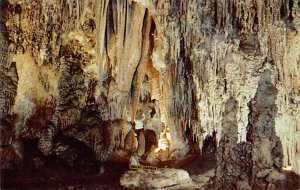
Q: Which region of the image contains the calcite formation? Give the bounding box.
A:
[211,71,288,189]
[0,0,299,188]
[120,168,194,189]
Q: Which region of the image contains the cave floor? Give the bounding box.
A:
[1,152,216,190]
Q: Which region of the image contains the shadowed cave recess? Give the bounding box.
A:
[0,0,300,189]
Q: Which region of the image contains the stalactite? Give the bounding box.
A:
[95,0,109,85]
[76,0,80,29]
[68,0,73,17]
[129,11,152,123]
[81,0,88,26]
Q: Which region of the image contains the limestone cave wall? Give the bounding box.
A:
[0,0,299,179]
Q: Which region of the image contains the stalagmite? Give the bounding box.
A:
[124,129,137,152]
[246,70,286,187]
[213,97,245,189]
[137,131,145,156]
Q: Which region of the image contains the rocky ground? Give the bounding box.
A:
[1,149,299,190]
[1,152,216,190]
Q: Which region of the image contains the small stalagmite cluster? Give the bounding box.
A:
[0,0,300,189]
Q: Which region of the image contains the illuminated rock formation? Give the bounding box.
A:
[0,0,299,188]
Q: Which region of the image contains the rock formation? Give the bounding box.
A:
[212,97,250,189]
[211,71,289,189]
[120,168,195,189]
[0,0,299,189]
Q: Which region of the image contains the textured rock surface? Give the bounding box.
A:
[0,0,300,188]
[120,167,215,189]
[120,168,194,189]
[210,71,290,189]
[212,96,252,189]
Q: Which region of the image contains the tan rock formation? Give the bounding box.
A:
[0,1,299,188]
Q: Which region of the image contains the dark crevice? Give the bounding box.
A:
[202,132,217,154]
[141,9,149,38]
[213,0,218,26]
[280,3,286,19]
[122,1,128,47]
[288,0,294,22]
